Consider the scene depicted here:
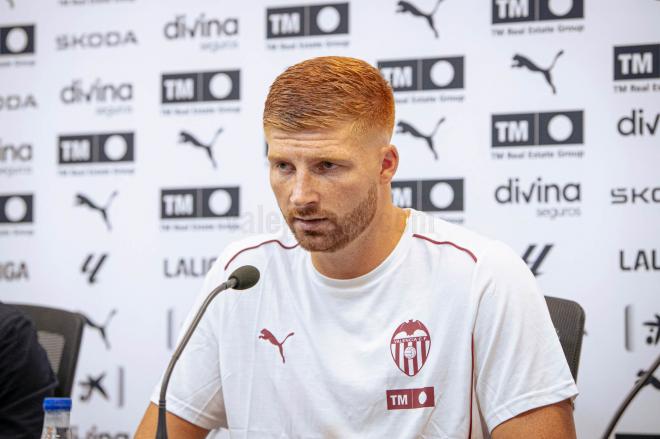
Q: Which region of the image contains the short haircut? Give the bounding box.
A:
[263,56,395,143]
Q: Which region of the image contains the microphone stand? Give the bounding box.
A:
[602,353,660,439]
[155,277,237,439]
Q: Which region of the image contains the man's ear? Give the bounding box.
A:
[380,144,399,184]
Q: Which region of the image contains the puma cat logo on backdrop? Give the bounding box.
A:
[396,0,444,38]
[75,191,118,231]
[396,118,445,160]
[82,309,117,349]
[259,328,295,364]
[512,50,564,94]
[178,128,223,169]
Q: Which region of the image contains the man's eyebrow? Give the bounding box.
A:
[267,153,353,162]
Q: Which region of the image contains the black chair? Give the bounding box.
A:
[544,296,585,382]
[12,304,85,398]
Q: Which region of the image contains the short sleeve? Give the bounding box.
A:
[150,252,231,430]
[471,241,578,433]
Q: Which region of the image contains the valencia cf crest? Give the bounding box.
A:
[390,319,431,377]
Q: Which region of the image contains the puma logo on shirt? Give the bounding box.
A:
[259,328,294,364]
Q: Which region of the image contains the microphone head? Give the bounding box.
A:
[228,265,260,290]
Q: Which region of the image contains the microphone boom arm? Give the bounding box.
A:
[156,278,236,438]
[602,353,660,439]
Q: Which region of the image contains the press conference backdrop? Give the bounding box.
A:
[1,0,658,437]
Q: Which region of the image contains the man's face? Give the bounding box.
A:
[267,124,382,252]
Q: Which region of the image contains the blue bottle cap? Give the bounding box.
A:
[43,397,72,411]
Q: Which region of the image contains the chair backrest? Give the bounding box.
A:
[12,304,85,398]
[544,296,585,382]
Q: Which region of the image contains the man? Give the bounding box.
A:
[136,56,578,438]
[0,302,58,439]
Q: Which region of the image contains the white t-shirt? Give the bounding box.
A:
[152,209,578,438]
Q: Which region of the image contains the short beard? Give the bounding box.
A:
[285,184,378,253]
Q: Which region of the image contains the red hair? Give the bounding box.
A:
[263,56,395,142]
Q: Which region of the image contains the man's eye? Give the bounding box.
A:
[320,161,337,170]
[275,162,291,171]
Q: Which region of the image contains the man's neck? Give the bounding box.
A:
[310,205,409,280]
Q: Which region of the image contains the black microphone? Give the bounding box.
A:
[156,265,260,439]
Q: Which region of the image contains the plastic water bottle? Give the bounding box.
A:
[40,397,73,439]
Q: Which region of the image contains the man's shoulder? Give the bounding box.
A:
[408,210,502,264]
[213,231,301,275]
[410,212,533,289]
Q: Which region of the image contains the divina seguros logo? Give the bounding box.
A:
[164,13,239,52]
[494,177,581,219]
[60,78,134,117]
[164,14,239,52]
[60,79,133,105]
[164,14,238,40]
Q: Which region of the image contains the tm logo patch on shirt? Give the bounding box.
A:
[386,387,435,410]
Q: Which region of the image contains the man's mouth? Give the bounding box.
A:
[292,217,329,231]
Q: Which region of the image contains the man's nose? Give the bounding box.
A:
[290,171,319,207]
